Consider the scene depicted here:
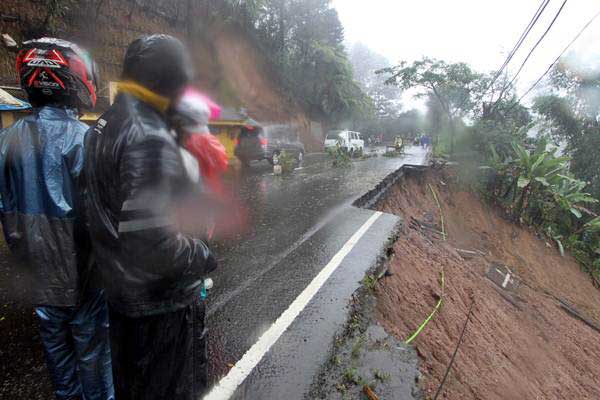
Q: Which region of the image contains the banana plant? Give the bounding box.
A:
[584,217,600,233]
[584,218,600,259]
[545,225,566,257]
[512,141,569,188]
[551,174,598,219]
[509,141,570,219]
[486,144,516,202]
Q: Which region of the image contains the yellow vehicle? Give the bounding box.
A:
[0,88,31,128]
[386,136,405,154]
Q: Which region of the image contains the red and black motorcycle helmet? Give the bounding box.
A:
[16,38,98,109]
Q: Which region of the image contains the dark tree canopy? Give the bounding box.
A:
[213,0,372,124]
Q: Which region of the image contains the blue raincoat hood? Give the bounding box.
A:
[0,106,86,217]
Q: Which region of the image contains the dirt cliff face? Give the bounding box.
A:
[198,25,323,151]
[0,0,322,151]
[376,167,600,400]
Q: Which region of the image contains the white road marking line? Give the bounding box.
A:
[203,211,383,400]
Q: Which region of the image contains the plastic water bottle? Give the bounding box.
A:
[200,278,214,300]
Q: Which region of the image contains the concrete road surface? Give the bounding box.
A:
[0,146,427,400]
[205,146,428,399]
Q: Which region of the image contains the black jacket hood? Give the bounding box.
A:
[122,34,193,98]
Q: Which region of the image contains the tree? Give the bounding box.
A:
[297,42,372,122]
[379,57,484,154]
[349,43,401,119]
[238,0,371,124]
[424,93,444,134]
[533,61,600,206]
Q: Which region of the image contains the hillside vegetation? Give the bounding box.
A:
[380,57,600,283]
[0,0,374,150]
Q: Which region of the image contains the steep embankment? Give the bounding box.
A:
[0,0,322,150]
[375,167,600,400]
[198,26,323,151]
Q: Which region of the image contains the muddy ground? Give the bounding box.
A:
[375,166,600,400]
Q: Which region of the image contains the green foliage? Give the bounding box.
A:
[530,64,600,277]
[379,57,486,154]
[362,274,377,291]
[373,369,391,383]
[469,98,532,161]
[278,150,296,174]
[380,58,484,118]
[343,368,361,385]
[486,139,600,277]
[401,56,600,281]
[299,42,372,122]
[327,142,352,168]
[201,0,267,26]
[533,64,600,209]
[584,217,600,234]
[351,335,366,359]
[488,139,586,220]
[212,0,372,124]
[347,43,416,137]
[354,109,424,141]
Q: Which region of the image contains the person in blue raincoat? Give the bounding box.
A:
[0,38,113,400]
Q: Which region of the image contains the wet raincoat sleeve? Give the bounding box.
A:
[116,133,217,280]
[64,128,86,180]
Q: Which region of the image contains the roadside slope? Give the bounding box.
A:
[375,167,600,400]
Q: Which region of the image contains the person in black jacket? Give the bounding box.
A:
[84,35,217,400]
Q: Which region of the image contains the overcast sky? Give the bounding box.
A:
[332,0,600,107]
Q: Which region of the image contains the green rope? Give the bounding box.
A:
[428,183,446,241]
[405,268,445,344]
[405,183,447,345]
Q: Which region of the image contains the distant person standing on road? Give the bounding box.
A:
[84,35,217,400]
[0,38,114,400]
[424,135,432,149]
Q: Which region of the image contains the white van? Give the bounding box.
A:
[324,130,364,153]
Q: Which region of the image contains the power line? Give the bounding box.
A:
[458,0,550,115]
[492,0,568,109]
[440,1,552,119]
[514,8,600,106]
[483,0,551,99]
[438,0,550,118]
[432,299,476,400]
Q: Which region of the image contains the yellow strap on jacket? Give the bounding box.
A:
[116,81,171,113]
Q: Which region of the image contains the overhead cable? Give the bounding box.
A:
[484,0,551,98]
[514,8,600,106]
[492,0,568,109]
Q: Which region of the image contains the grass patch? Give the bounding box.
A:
[363,274,377,291]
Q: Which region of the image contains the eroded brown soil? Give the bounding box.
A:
[376,167,600,400]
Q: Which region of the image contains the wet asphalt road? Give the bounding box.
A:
[206,146,428,398]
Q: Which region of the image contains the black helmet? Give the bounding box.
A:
[16,38,99,109]
[122,34,193,98]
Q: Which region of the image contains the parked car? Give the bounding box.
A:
[324,130,364,154]
[235,124,305,166]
